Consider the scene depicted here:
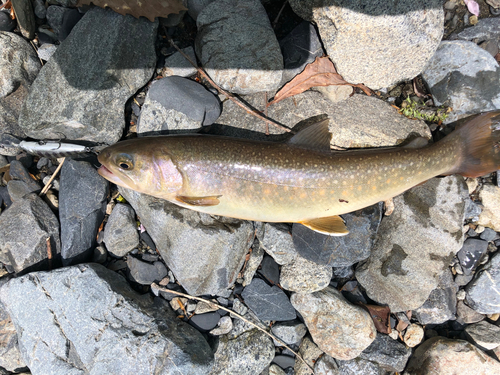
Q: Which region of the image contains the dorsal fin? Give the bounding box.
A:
[288,119,332,151]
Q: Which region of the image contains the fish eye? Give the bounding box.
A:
[116,153,134,170]
[119,162,132,170]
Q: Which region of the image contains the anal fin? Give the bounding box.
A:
[176,195,221,206]
[300,215,349,236]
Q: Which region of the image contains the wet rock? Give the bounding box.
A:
[103,203,139,257]
[466,251,500,314]
[404,337,500,374]
[403,324,424,348]
[465,320,500,351]
[477,185,500,231]
[288,0,443,90]
[258,255,280,285]
[195,0,283,94]
[0,263,214,374]
[0,31,41,139]
[209,330,274,375]
[241,278,296,321]
[18,7,158,145]
[161,47,198,77]
[356,176,468,312]
[279,256,332,293]
[271,320,308,347]
[422,41,500,124]
[291,287,376,360]
[59,159,108,265]
[292,203,382,267]
[0,294,28,373]
[137,76,221,135]
[0,193,60,273]
[359,333,412,373]
[457,238,489,276]
[456,300,485,324]
[127,257,168,285]
[120,187,254,296]
[257,223,297,266]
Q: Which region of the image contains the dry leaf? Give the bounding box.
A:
[495,53,500,63]
[268,56,372,106]
[359,303,392,334]
[77,0,187,22]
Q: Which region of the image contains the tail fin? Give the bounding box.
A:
[443,111,500,178]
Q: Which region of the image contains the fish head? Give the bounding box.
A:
[97,139,183,199]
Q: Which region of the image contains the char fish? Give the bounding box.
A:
[97,111,500,235]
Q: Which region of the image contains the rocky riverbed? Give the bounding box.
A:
[1,0,500,374]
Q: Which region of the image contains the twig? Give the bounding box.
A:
[264,92,269,135]
[46,237,52,269]
[39,157,65,196]
[272,0,288,29]
[161,25,292,134]
[151,283,316,374]
[30,40,44,66]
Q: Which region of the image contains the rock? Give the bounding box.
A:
[92,244,107,264]
[58,8,83,41]
[336,357,385,375]
[279,256,332,293]
[210,315,233,336]
[127,257,168,285]
[292,203,382,267]
[0,263,214,374]
[161,47,198,77]
[190,311,221,332]
[456,300,485,324]
[8,160,41,192]
[290,287,376,360]
[477,185,500,231]
[315,85,353,104]
[0,31,41,139]
[103,203,139,257]
[0,10,16,32]
[356,176,468,312]
[452,18,500,43]
[271,320,308,347]
[0,299,28,373]
[403,324,424,348]
[313,354,339,375]
[480,228,498,242]
[213,92,431,148]
[195,0,283,94]
[288,0,443,90]
[241,278,296,321]
[272,355,295,370]
[359,333,412,373]
[257,223,297,266]
[46,5,67,36]
[421,41,500,124]
[59,159,108,265]
[7,179,41,201]
[209,330,274,375]
[404,337,500,375]
[11,0,36,39]
[18,7,158,145]
[294,337,324,375]
[457,238,489,276]
[279,21,323,85]
[465,320,500,351]
[137,76,221,135]
[120,187,254,296]
[258,255,280,285]
[0,193,60,273]
[466,251,500,314]
[242,239,264,286]
[266,364,287,375]
[33,0,46,19]
[187,0,216,20]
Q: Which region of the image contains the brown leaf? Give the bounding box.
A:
[77,0,187,22]
[360,303,392,334]
[495,53,500,63]
[268,56,372,106]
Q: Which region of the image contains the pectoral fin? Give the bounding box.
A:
[176,195,221,206]
[300,215,349,236]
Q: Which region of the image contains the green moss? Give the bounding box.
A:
[399,97,449,124]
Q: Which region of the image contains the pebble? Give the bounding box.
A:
[464,320,500,350]
[160,47,198,77]
[480,227,499,241]
[92,244,108,264]
[189,311,221,332]
[104,203,139,257]
[272,355,295,370]
[127,257,168,285]
[359,333,411,373]
[477,185,500,231]
[258,255,280,285]
[256,223,297,266]
[37,43,57,61]
[271,321,308,347]
[0,10,16,32]
[291,287,376,360]
[279,256,332,293]
[0,300,27,373]
[403,324,425,348]
[457,238,489,276]
[466,251,500,314]
[210,315,233,336]
[294,337,324,375]
[242,239,264,286]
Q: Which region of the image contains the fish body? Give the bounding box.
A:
[98,112,500,235]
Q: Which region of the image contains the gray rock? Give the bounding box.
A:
[0,193,60,273]
[452,18,500,43]
[421,41,500,124]
[292,203,382,267]
[313,354,338,375]
[209,330,274,375]
[8,160,40,192]
[272,355,295,370]
[480,228,499,242]
[0,31,41,139]
[457,238,489,276]
[279,256,332,293]
[0,263,214,374]
[46,5,67,36]
[241,278,296,321]
[0,298,28,373]
[137,76,221,135]
[466,251,500,314]
[295,337,324,375]
[359,333,412,373]
[37,43,58,61]
[119,187,254,296]
[465,320,500,351]
[10,0,35,39]
[195,0,283,94]
[288,0,443,90]
[356,176,468,312]
[291,287,376,360]
[257,223,297,266]
[33,0,46,19]
[258,255,280,285]
[403,337,500,375]
[187,0,216,20]
[103,203,139,257]
[7,180,40,201]
[127,257,168,285]
[161,47,198,77]
[210,315,233,336]
[0,9,16,32]
[190,311,221,332]
[59,159,108,265]
[18,7,158,145]
[271,320,308,347]
[242,239,264,286]
[336,357,385,375]
[92,244,107,264]
[456,300,485,324]
[58,8,83,41]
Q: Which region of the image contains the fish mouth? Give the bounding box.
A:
[97,163,129,187]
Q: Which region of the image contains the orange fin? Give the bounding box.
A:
[300,215,349,236]
[176,195,221,206]
[288,119,332,151]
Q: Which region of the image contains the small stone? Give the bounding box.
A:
[194,300,219,314]
[0,10,16,32]
[456,289,466,300]
[92,245,107,264]
[294,337,324,375]
[457,238,489,276]
[37,43,57,61]
[464,320,500,350]
[8,160,40,192]
[103,203,139,257]
[272,355,295,370]
[258,255,280,285]
[42,175,59,190]
[359,333,412,373]
[480,228,498,242]
[209,315,233,335]
[267,364,287,375]
[243,240,264,286]
[280,256,332,293]
[403,324,424,348]
[127,257,168,285]
[189,311,220,332]
[271,321,308,347]
[466,251,500,314]
[457,300,485,324]
[257,223,296,265]
[7,180,39,201]
[161,47,198,77]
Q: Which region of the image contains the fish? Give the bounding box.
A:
[97,111,500,236]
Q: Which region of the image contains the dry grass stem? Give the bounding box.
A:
[39,157,65,196]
